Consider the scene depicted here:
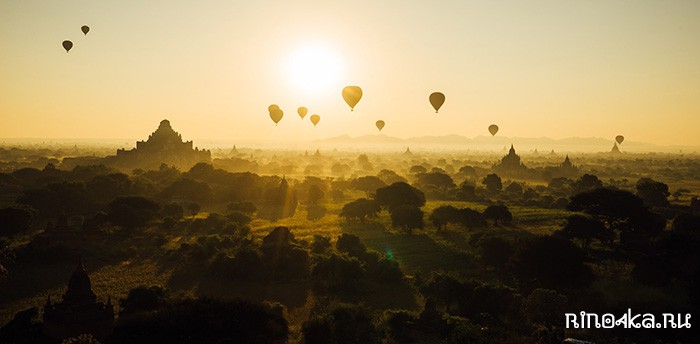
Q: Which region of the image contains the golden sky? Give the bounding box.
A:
[1,1,699,146]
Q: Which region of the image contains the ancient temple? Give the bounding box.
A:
[494,144,527,173]
[544,154,579,179]
[611,142,621,154]
[109,119,211,170]
[43,259,114,340]
[560,155,578,173]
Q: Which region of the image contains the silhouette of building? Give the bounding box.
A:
[544,155,579,179]
[561,155,578,173]
[494,144,527,173]
[611,142,621,154]
[109,119,210,170]
[43,259,114,340]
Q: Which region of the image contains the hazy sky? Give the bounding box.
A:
[1,1,699,146]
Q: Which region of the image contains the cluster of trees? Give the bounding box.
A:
[341,182,427,232]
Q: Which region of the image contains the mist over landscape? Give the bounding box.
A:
[2,1,700,344]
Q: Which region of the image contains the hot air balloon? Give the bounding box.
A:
[310,114,320,126]
[268,105,283,125]
[429,92,445,113]
[375,120,385,132]
[81,25,90,35]
[615,135,624,144]
[488,124,499,136]
[62,40,73,52]
[297,107,308,119]
[342,86,362,111]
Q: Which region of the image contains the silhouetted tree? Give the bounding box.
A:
[226,201,257,215]
[0,207,32,237]
[430,205,462,230]
[351,176,386,196]
[307,184,325,205]
[161,202,184,220]
[573,174,602,194]
[108,196,160,229]
[119,285,166,315]
[302,304,381,344]
[483,204,512,225]
[111,298,288,344]
[478,236,515,268]
[187,202,201,219]
[0,307,46,344]
[87,173,131,202]
[511,235,593,290]
[311,235,331,254]
[409,165,427,174]
[459,165,476,176]
[456,182,478,201]
[160,178,213,204]
[375,182,425,210]
[636,177,670,207]
[306,204,327,221]
[524,288,568,329]
[377,169,407,185]
[340,198,381,222]
[481,174,502,194]
[556,214,609,247]
[568,188,665,247]
[390,205,424,232]
[311,253,364,291]
[336,233,367,258]
[460,208,488,228]
[415,172,455,190]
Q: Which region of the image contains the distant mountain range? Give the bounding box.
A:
[311,134,698,153]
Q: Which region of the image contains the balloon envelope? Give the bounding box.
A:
[615,135,624,144]
[81,25,90,35]
[310,114,320,126]
[297,107,308,119]
[268,106,283,125]
[375,120,385,132]
[429,92,445,113]
[342,86,363,111]
[488,124,499,136]
[62,40,73,52]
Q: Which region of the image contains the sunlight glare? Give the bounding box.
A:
[286,44,343,95]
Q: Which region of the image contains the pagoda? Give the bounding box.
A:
[110,119,211,170]
[43,259,114,340]
[494,144,527,172]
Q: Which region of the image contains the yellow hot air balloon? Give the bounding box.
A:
[429,92,445,113]
[615,135,624,144]
[297,107,308,119]
[488,124,499,136]
[376,120,385,132]
[342,86,363,111]
[268,105,283,125]
[81,25,90,35]
[62,40,73,52]
[310,114,320,126]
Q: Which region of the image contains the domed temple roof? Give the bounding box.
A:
[62,258,97,305]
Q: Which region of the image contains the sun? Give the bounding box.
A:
[286,44,343,95]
